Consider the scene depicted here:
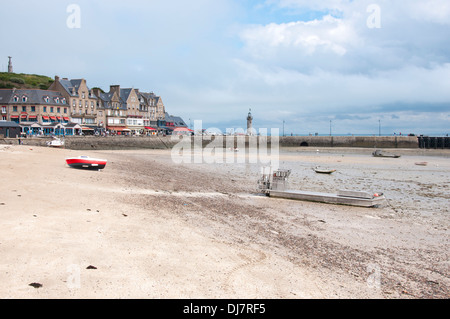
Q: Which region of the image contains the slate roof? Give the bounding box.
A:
[0,89,67,106]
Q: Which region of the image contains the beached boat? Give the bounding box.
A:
[66,156,107,170]
[372,149,400,158]
[257,168,385,207]
[46,137,64,148]
[313,167,336,174]
[415,162,428,166]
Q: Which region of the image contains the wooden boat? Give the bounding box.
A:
[415,162,428,166]
[313,167,336,174]
[66,156,107,170]
[372,149,400,158]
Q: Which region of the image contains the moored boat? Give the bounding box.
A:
[313,166,336,174]
[66,156,107,170]
[372,149,400,158]
[47,137,64,148]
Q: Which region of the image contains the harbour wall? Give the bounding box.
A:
[1,135,420,150]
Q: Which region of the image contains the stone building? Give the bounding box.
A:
[0,88,73,135]
[48,76,99,131]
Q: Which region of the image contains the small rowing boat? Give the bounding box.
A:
[372,149,400,158]
[66,156,107,170]
[313,167,336,174]
[415,162,428,166]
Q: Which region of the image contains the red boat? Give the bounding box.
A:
[66,156,107,170]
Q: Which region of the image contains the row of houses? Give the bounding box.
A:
[0,75,188,136]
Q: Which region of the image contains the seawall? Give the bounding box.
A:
[1,135,419,150]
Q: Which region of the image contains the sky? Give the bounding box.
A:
[1,0,449,135]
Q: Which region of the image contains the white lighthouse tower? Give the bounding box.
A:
[246,108,253,136]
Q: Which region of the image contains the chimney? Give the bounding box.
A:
[92,88,102,98]
[55,75,60,82]
[110,85,120,95]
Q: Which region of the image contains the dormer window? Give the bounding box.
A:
[13,95,19,102]
[22,96,28,102]
[44,96,49,103]
[61,98,66,104]
[54,97,60,103]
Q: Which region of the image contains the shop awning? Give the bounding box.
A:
[10,115,19,119]
[107,126,128,131]
[81,127,94,130]
[28,115,37,119]
[145,126,157,130]
[50,116,56,120]
[63,117,70,121]
[42,116,49,120]
[173,127,193,132]
[20,114,27,118]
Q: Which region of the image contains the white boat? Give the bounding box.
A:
[46,137,64,148]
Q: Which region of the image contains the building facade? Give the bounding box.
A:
[48,76,99,130]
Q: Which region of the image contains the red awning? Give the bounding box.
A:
[10,115,19,119]
[107,126,127,131]
[28,115,37,119]
[50,116,56,120]
[42,116,49,120]
[63,117,70,121]
[145,126,157,130]
[173,127,193,132]
[21,114,27,118]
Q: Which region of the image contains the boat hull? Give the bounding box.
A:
[66,157,107,170]
[269,189,385,207]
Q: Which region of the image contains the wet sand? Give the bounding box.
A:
[0,145,448,298]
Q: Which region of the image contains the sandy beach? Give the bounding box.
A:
[0,144,448,299]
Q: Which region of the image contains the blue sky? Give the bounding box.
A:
[1,0,449,135]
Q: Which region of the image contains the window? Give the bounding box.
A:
[73,100,76,107]
[50,107,54,113]
[44,96,49,103]
[22,96,28,102]
[13,106,17,112]
[64,108,67,114]
[62,98,66,104]
[31,106,36,112]
[43,106,47,112]
[13,96,19,102]
[85,101,88,108]
[57,107,61,113]
[1,106,6,113]
[82,92,85,99]
[22,106,27,112]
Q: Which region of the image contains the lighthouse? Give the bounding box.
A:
[247,108,253,136]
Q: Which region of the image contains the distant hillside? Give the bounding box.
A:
[0,72,54,90]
